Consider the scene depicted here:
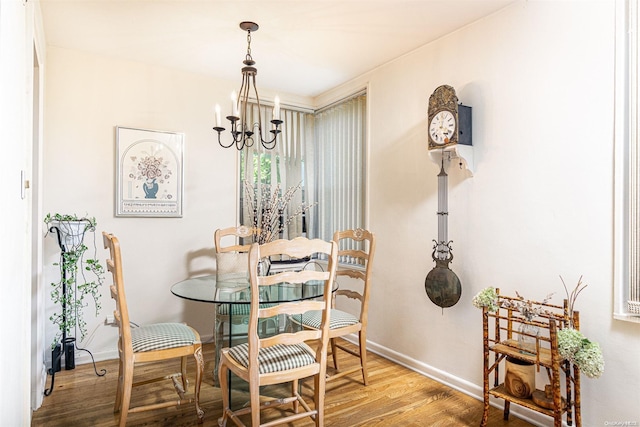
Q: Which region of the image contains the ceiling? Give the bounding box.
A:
[40,0,515,98]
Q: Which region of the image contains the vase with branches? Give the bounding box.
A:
[243,180,315,244]
[242,181,315,274]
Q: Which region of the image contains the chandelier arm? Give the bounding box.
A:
[237,73,249,115]
[261,134,278,150]
[242,135,255,149]
[216,129,236,149]
[250,74,263,132]
[249,73,282,149]
[239,73,251,145]
[230,120,241,147]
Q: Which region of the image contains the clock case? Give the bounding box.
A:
[427,85,472,150]
[457,105,472,146]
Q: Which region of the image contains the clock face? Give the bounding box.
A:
[429,110,456,145]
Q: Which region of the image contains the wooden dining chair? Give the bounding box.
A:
[213,226,257,362]
[102,232,204,427]
[298,228,376,385]
[218,237,338,427]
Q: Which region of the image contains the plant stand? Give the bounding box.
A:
[44,222,106,396]
[480,289,581,427]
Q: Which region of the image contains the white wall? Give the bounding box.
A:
[41,1,639,425]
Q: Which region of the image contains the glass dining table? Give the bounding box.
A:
[170,273,336,408]
[171,273,333,306]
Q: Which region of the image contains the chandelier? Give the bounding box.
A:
[213,21,282,150]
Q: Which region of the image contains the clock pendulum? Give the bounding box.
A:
[424,152,462,312]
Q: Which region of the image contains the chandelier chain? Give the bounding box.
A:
[246,30,252,61]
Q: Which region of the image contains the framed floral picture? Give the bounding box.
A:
[115,126,184,217]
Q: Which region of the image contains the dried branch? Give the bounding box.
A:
[243,180,316,244]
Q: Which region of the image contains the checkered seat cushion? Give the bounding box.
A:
[227,342,316,374]
[300,309,359,330]
[131,323,198,352]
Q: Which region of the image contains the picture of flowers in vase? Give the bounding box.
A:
[116,127,183,217]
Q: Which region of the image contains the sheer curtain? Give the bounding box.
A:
[240,103,314,240]
[312,91,367,244]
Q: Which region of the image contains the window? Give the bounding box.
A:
[614,0,640,321]
[239,103,314,240]
[239,91,368,255]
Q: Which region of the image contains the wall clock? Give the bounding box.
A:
[427,84,472,151]
[424,84,472,310]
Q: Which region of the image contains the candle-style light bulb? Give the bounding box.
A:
[215,104,221,127]
[231,91,239,117]
[273,96,280,120]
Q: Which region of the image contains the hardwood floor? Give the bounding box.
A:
[32,341,535,426]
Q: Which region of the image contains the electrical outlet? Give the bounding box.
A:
[105,315,115,325]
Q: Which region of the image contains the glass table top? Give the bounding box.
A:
[171,274,335,304]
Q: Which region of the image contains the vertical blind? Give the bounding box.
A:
[312,91,367,260]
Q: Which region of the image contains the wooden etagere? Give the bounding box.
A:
[481,289,581,427]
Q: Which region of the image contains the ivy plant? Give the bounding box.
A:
[44,213,104,348]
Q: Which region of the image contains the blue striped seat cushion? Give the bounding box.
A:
[227,343,316,374]
[131,323,197,352]
[217,303,277,316]
[300,309,359,330]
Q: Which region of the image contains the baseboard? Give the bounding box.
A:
[32,363,46,410]
[74,348,120,365]
[344,335,551,427]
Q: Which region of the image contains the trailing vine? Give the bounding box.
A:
[44,213,105,348]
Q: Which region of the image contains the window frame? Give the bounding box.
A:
[614,0,640,322]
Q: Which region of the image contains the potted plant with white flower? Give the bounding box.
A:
[557,276,604,379]
[472,286,499,313]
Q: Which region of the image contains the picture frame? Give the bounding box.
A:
[115,126,184,217]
